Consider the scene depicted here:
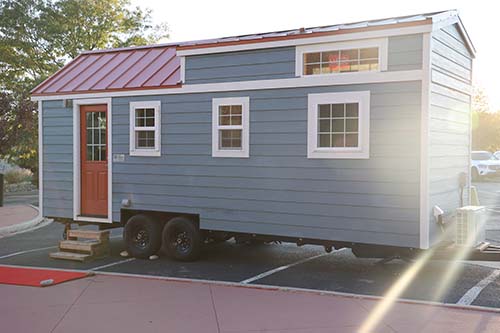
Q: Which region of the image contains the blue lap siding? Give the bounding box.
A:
[42,100,73,219]
[428,24,473,246]
[184,34,423,85]
[111,81,422,247]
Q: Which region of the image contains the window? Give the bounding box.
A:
[308,91,370,159]
[85,111,107,161]
[296,39,388,77]
[304,48,378,75]
[129,101,161,156]
[212,97,249,158]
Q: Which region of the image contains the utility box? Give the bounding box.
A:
[456,206,486,247]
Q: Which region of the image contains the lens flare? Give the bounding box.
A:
[359,210,484,333]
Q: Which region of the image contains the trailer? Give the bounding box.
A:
[32,10,479,261]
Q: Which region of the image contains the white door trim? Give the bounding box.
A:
[38,101,43,218]
[73,98,113,223]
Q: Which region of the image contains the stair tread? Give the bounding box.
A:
[67,229,110,240]
[50,251,92,262]
[61,240,102,245]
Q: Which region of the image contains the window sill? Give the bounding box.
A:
[307,149,369,159]
[299,70,381,79]
[130,150,161,157]
[212,150,249,158]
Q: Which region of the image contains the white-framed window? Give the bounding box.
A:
[307,91,370,159]
[295,38,388,77]
[129,101,161,156]
[212,97,250,158]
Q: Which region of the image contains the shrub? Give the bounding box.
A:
[3,168,32,185]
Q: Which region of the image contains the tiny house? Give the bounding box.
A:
[32,10,475,260]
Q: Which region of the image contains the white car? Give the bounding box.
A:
[471,151,500,180]
[494,151,500,160]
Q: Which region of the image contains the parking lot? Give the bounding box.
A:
[1,180,500,309]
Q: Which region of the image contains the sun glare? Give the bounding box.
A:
[359,215,483,333]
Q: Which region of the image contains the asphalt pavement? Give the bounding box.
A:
[1,182,500,309]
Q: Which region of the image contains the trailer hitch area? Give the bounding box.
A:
[432,242,500,261]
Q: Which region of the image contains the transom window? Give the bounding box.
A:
[212,97,249,158]
[296,39,388,77]
[129,101,161,156]
[308,91,370,159]
[304,48,378,75]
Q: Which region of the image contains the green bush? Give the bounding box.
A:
[3,168,32,185]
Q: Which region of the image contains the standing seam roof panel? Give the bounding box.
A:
[144,55,181,87]
[107,48,165,89]
[44,55,101,93]
[60,53,117,92]
[31,45,182,95]
[76,52,131,91]
[125,48,177,88]
[90,50,149,90]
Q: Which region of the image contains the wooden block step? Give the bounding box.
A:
[60,240,107,254]
[50,251,92,262]
[68,229,110,241]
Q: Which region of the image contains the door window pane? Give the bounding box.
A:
[85,111,106,161]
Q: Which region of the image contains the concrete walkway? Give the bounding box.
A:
[0,205,38,228]
[0,205,45,237]
[1,272,500,333]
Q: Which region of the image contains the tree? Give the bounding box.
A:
[471,87,500,152]
[0,0,169,183]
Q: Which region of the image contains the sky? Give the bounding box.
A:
[131,0,499,110]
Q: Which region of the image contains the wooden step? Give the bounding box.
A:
[60,240,107,254]
[67,229,110,241]
[50,251,92,262]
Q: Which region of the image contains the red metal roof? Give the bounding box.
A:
[31,45,181,96]
[32,10,472,97]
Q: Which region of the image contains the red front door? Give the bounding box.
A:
[80,104,108,217]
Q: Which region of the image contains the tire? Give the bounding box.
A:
[471,167,480,182]
[123,214,162,259]
[162,217,201,261]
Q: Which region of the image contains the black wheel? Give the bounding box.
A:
[162,217,201,261]
[123,214,162,259]
[472,167,480,182]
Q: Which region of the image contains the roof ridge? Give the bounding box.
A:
[79,10,457,56]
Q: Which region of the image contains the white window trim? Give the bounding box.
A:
[129,101,161,157]
[307,91,370,159]
[212,97,250,158]
[180,56,186,83]
[295,38,388,77]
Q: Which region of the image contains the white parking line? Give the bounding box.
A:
[240,248,345,284]
[456,270,500,305]
[89,258,136,271]
[0,245,58,259]
[0,234,122,260]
